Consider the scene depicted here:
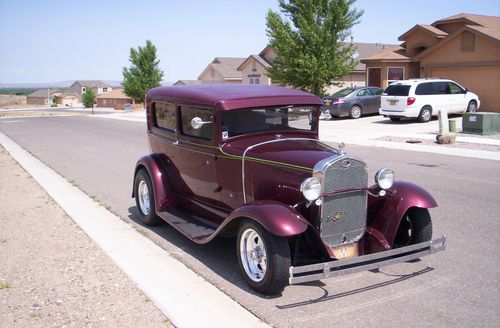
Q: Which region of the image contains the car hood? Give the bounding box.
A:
[220,136,338,171]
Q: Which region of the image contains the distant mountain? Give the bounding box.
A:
[0,80,123,89]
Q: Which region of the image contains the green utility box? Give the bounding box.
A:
[462,112,500,135]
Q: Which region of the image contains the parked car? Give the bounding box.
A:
[322,87,383,119]
[133,84,446,295]
[380,78,480,122]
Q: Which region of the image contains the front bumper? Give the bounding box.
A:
[289,235,446,284]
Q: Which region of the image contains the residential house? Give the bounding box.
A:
[198,57,246,84]
[173,80,202,86]
[237,43,396,93]
[361,13,500,112]
[69,80,112,100]
[96,88,134,110]
[26,89,62,105]
[53,93,79,106]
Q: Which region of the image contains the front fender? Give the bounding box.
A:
[224,201,309,237]
[133,154,175,212]
[368,180,437,246]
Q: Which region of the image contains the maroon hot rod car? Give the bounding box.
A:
[133,84,446,294]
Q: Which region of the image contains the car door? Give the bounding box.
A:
[356,88,376,113]
[448,82,467,113]
[176,106,220,206]
[369,87,383,113]
[432,82,453,113]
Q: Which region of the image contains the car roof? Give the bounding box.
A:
[388,78,453,85]
[146,84,323,111]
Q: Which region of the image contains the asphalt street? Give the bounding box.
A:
[1,115,498,327]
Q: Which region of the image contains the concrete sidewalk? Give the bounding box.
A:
[92,110,500,161]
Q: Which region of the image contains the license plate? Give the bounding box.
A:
[389,100,397,105]
[331,242,359,259]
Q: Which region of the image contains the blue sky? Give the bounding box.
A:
[0,0,498,84]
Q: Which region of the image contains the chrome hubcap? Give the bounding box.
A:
[352,106,361,118]
[138,180,150,215]
[422,109,431,121]
[240,228,267,282]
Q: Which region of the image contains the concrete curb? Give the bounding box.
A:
[0,132,268,328]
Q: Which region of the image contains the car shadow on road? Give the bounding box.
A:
[275,266,434,309]
[127,206,260,295]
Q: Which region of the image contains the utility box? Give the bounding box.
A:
[462,112,500,135]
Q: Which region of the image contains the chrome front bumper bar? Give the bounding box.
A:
[289,235,446,284]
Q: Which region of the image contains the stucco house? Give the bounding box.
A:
[198,57,245,84]
[69,80,112,100]
[361,13,500,112]
[237,43,396,93]
[96,88,134,110]
[53,93,79,106]
[26,89,62,105]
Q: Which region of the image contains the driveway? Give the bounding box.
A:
[1,115,499,327]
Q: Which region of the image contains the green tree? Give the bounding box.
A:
[122,40,164,103]
[82,88,96,108]
[266,0,363,96]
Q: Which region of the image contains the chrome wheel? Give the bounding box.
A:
[419,107,431,123]
[239,228,267,282]
[467,101,477,113]
[138,180,150,215]
[350,105,362,119]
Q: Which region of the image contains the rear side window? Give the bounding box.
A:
[154,102,176,131]
[415,83,434,95]
[180,107,213,140]
[383,85,410,96]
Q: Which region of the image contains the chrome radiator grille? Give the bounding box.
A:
[320,157,368,247]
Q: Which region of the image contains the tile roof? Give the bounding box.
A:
[361,46,412,62]
[73,80,111,87]
[399,24,448,40]
[349,42,399,70]
[433,13,500,29]
[96,88,131,99]
[467,24,500,42]
[207,57,246,79]
[237,54,272,71]
[27,89,62,97]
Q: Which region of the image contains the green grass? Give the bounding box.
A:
[0,280,11,289]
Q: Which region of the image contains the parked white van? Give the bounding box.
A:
[380,79,480,122]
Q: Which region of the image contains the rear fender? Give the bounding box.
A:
[133,154,175,212]
[224,201,309,237]
[368,180,437,246]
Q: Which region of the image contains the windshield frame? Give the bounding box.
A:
[219,105,320,142]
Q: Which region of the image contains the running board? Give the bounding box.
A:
[290,235,446,284]
[158,210,216,241]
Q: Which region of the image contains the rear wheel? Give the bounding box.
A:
[134,168,163,226]
[237,221,290,295]
[393,208,432,248]
[350,105,362,119]
[418,106,432,123]
[466,100,477,113]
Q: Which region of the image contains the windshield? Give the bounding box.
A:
[332,88,356,98]
[383,85,411,96]
[221,106,318,139]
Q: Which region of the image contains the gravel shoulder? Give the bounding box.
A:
[0,146,171,327]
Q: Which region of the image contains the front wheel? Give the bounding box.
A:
[237,221,290,295]
[134,168,163,226]
[350,105,362,119]
[393,208,432,248]
[466,100,477,113]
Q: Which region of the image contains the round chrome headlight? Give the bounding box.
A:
[375,168,394,190]
[300,177,321,201]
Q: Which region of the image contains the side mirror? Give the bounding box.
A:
[191,117,212,130]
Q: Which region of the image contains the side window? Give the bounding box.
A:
[370,88,382,95]
[434,82,450,95]
[357,89,370,96]
[154,102,177,131]
[180,107,213,140]
[415,82,434,95]
[449,82,464,94]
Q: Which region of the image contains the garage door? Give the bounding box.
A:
[430,66,500,112]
